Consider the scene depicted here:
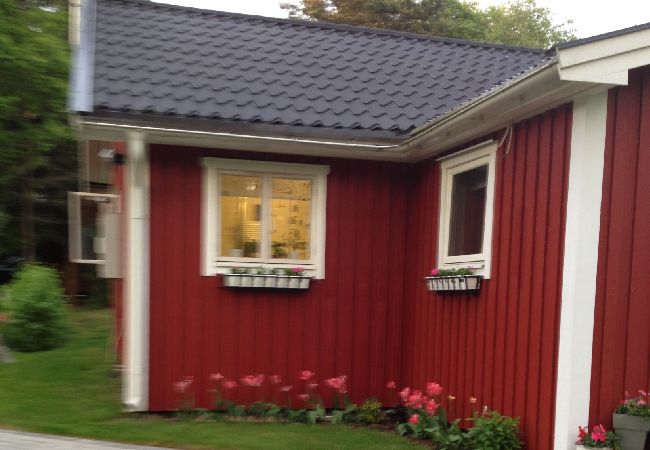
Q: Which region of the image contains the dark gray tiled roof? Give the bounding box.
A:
[88,0,550,135]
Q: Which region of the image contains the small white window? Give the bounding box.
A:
[438,141,496,278]
[201,158,330,279]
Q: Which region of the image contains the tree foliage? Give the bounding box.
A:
[0,0,76,263]
[281,0,576,48]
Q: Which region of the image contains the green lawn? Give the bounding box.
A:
[0,308,422,450]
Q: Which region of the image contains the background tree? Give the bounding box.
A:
[281,0,576,48]
[0,0,76,264]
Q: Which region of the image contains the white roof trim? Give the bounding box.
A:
[557,27,650,85]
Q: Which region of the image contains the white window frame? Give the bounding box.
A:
[201,157,330,279]
[437,141,496,278]
[68,191,120,264]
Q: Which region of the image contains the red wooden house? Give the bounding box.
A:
[68,1,650,448]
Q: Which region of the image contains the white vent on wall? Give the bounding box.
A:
[68,192,121,278]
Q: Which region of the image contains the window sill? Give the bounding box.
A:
[223,273,311,289]
[205,261,322,279]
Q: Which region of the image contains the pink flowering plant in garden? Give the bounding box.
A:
[173,376,195,416]
[615,389,650,417]
[576,424,620,449]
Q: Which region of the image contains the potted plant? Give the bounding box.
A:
[252,267,265,287]
[425,267,482,293]
[613,390,650,450]
[286,267,309,289]
[274,268,289,288]
[223,267,247,287]
[229,224,244,257]
[576,424,620,450]
[243,240,260,258]
[286,230,306,260]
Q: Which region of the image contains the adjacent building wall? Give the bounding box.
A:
[589,66,650,426]
[402,104,573,450]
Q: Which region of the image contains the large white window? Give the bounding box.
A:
[201,158,329,278]
[438,141,496,278]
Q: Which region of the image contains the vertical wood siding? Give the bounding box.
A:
[402,104,572,450]
[148,147,411,410]
[589,67,650,426]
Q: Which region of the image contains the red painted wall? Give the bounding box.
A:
[401,104,572,450]
[148,147,412,410]
[589,67,650,426]
[145,104,572,449]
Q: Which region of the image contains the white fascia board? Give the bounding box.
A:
[558,28,650,85]
[553,91,608,450]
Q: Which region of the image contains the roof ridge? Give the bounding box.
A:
[112,0,547,54]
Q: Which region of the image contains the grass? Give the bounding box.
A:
[0,308,422,449]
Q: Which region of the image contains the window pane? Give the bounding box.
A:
[271,178,311,260]
[220,175,262,257]
[448,165,487,256]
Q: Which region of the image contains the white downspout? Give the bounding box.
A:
[553,90,608,449]
[123,130,149,411]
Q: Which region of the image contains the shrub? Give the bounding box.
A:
[358,397,384,424]
[466,411,522,450]
[3,264,69,352]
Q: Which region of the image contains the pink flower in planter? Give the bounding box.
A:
[386,380,397,389]
[280,385,293,392]
[221,379,238,390]
[269,374,282,385]
[426,399,439,415]
[591,424,607,442]
[399,387,411,404]
[297,393,310,402]
[426,382,443,397]
[337,384,347,394]
[308,382,319,390]
[298,370,315,380]
[469,396,477,404]
[240,374,265,387]
[408,414,420,425]
[577,426,588,444]
[430,268,440,276]
[209,373,224,382]
[291,267,305,274]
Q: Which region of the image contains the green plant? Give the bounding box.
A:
[3,263,69,352]
[430,267,474,277]
[231,267,248,274]
[466,411,522,450]
[615,390,650,417]
[332,404,359,425]
[243,240,260,257]
[430,419,469,450]
[358,398,384,424]
[272,241,288,258]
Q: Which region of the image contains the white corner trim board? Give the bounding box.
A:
[123,130,150,411]
[553,91,608,450]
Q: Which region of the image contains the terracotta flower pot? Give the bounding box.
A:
[613,413,650,450]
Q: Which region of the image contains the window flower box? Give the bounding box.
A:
[425,267,482,293]
[222,268,310,290]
